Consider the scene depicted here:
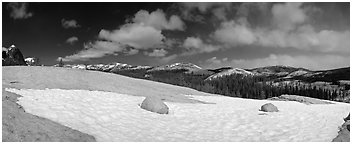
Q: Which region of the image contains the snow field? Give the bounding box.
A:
[6,88,350,142]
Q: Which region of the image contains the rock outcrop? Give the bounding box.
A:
[2,45,26,66]
[268,95,333,105]
[332,113,350,142]
[2,89,96,142]
[260,103,279,112]
[140,96,169,114]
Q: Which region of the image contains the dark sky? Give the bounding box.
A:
[2,2,350,70]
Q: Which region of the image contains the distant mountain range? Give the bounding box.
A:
[3,45,349,103]
[56,62,350,84]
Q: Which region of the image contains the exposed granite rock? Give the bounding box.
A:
[332,114,350,142]
[260,103,279,112]
[2,45,26,66]
[141,96,169,114]
[2,88,96,142]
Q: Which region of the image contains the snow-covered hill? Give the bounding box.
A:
[147,62,202,72]
[206,68,254,80]
[56,62,152,72]
[284,70,311,78]
[6,88,349,142]
[3,66,349,142]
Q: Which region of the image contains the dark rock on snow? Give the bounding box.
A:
[344,113,350,122]
[140,96,169,114]
[2,45,26,66]
[260,103,279,112]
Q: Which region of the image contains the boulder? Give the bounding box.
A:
[140,96,169,114]
[260,103,279,112]
[2,45,26,66]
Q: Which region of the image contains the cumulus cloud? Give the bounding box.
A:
[59,41,124,62]
[144,49,168,57]
[7,2,33,19]
[212,3,349,53]
[99,24,165,49]
[203,54,349,70]
[132,9,185,31]
[61,19,80,29]
[65,36,79,45]
[59,9,185,61]
[182,37,220,55]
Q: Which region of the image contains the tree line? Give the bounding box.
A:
[112,69,349,102]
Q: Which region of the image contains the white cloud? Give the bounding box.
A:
[203,54,349,70]
[132,9,185,31]
[59,41,124,62]
[212,3,349,53]
[7,2,33,19]
[61,19,80,29]
[66,36,79,45]
[271,2,306,31]
[183,37,220,55]
[99,24,164,49]
[144,49,168,57]
[213,20,256,46]
[256,25,350,52]
[59,9,185,61]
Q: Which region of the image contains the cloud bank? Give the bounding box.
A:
[212,3,349,53]
[204,54,349,70]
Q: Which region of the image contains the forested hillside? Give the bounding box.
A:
[112,68,350,102]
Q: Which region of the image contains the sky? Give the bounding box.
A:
[2,2,350,70]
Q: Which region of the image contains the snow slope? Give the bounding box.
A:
[2,66,212,103]
[206,68,253,80]
[7,88,349,142]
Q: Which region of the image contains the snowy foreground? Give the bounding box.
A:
[6,88,349,142]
